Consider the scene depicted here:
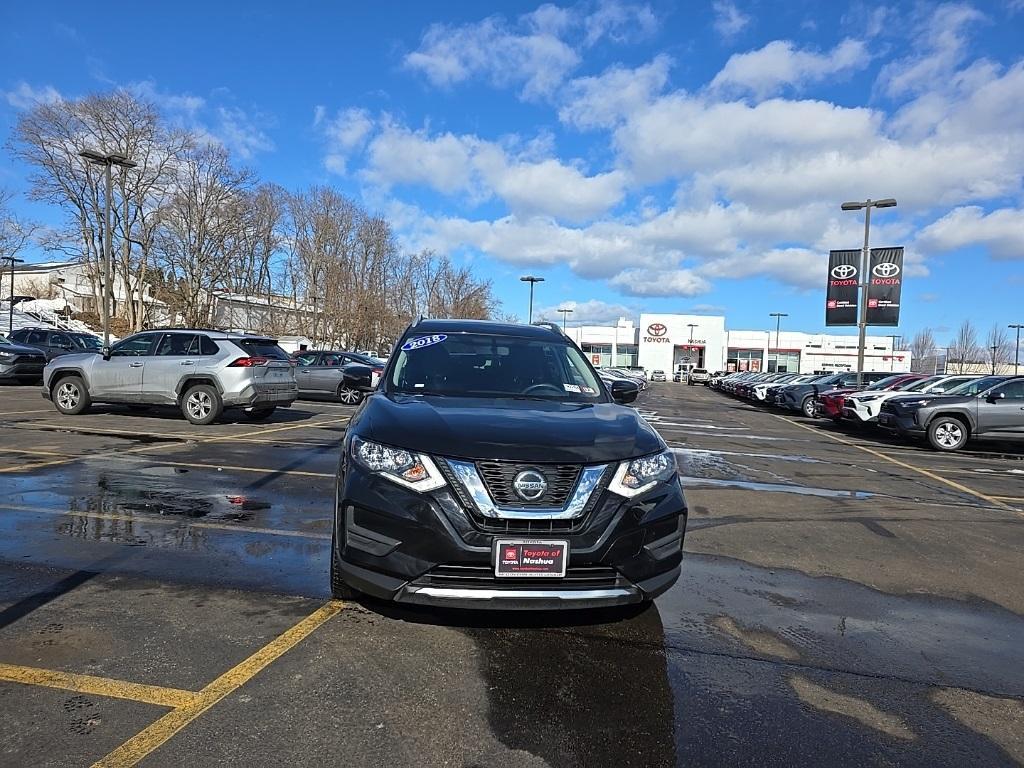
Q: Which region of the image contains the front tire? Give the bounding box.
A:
[928,416,969,452]
[330,530,360,600]
[181,384,223,425]
[336,385,364,405]
[53,376,91,416]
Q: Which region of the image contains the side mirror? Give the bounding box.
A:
[609,378,639,404]
[102,346,112,361]
[986,391,1006,403]
[342,364,375,392]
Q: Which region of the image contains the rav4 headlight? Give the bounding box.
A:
[351,436,446,492]
[609,449,677,498]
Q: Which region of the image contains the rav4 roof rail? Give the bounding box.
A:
[530,321,564,336]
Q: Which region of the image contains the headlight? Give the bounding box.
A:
[858,394,882,402]
[350,436,445,492]
[609,449,677,497]
[0,351,12,360]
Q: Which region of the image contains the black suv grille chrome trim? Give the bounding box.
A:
[439,458,610,526]
[411,564,627,591]
[476,461,579,508]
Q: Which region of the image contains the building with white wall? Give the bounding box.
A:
[565,314,911,375]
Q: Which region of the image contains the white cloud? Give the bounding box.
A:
[320,107,374,174]
[877,3,986,98]
[696,248,825,289]
[916,206,1024,260]
[4,81,62,109]
[128,80,204,117]
[559,55,672,129]
[212,106,274,160]
[710,39,870,98]
[360,119,626,221]
[536,298,636,325]
[610,268,711,297]
[712,1,750,39]
[403,2,657,100]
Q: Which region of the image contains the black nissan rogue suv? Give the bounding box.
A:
[331,319,688,610]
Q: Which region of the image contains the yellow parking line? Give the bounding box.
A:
[199,416,350,444]
[774,415,1017,513]
[0,663,197,708]
[110,455,334,478]
[92,600,345,768]
[0,503,331,540]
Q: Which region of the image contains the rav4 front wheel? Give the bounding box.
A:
[53,376,91,416]
[928,416,968,451]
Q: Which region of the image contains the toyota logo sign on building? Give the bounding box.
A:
[647,323,667,337]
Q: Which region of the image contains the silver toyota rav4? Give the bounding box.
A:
[42,329,297,425]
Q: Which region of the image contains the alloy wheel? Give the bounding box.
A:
[934,422,963,449]
[186,390,212,420]
[56,382,79,410]
[338,386,361,405]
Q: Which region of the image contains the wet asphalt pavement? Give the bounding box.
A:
[1,383,1023,767]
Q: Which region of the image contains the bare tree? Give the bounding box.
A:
[909,328,937,372]
[0,189,39,300]
[153,144,254,326]
[985,324,1011,374]
[948,320,981,373]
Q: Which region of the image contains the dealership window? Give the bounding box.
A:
[767,351,800,373]
[727,348,763,372]
[615,343,638,368]
[581,343,612,368]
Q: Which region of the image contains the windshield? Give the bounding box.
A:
[898,377,936,391]
[865,374,908,391]
[0,336,11,346]
[71,334,102,350]
[389,332,604,402]
[946,376,1001,395]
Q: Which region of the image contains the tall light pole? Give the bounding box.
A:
[990,344,999,375]
[557,307,573,331]
[520,275,544,323]
[1010,324,1023,375]
[769,312,787,372]
[79,149,137,349]
[841,197,897,388]
[3,256,25,335]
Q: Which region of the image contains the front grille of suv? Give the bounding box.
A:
[476,461,580,508]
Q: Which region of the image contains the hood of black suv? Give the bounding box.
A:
[0,340,47,356]
[356,393,664,463]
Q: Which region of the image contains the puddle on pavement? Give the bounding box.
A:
[673,447,823,464]
[88,474,266,520]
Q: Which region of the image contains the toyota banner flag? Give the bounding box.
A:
[825,250,860,326]
[865,247,903,326]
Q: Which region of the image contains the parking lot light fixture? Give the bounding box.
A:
[519,275,545,323]
[840,197,898,388]
[769,313,788,371]
[557,307,573,331]
[79,149,138,349]
[1010,324,1023,375]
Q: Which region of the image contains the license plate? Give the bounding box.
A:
[494,539,567,578]
[268,367,287,376]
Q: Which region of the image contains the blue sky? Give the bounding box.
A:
[2,0,1023,345]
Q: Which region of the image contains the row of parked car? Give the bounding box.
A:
[710,369,1024,452]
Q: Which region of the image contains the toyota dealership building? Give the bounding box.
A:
[563,314,911,375]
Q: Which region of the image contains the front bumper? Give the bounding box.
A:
[843,400,878,422]
[0,362,45,381]
[335,458,687,610]
[878,411,922,434]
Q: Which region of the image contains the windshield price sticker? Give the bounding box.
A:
[563,383,581,393]
[402,334,447,352]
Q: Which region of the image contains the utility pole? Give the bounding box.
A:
[79,149,137,349]
[520,275,544,323]
[769,312,788,372]
[841,197,897,388]
[1010,324,1023,375]
[991,344,999,375]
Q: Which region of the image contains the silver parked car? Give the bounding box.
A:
[42,329,298,425]
[291,350,384,404]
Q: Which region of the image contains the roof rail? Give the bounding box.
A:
[530,321,564,336]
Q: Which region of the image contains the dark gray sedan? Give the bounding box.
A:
[291,350,384,404]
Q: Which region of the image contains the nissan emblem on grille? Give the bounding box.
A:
[512,469,548,502]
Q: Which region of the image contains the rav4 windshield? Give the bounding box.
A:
[389,333,604,402]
